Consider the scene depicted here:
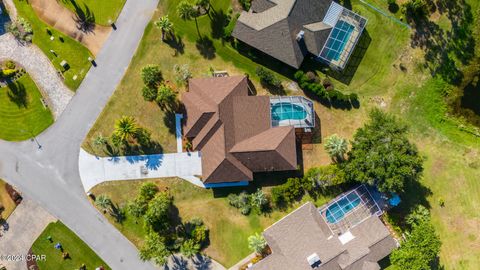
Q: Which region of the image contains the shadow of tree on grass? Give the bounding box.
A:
[7,81,28,108]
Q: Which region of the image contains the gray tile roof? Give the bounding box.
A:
[252,202,396,270]
[233,0,334,68]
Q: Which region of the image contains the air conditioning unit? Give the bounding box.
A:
[307,253,321,268]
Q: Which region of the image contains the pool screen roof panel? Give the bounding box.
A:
[318,8,367,70]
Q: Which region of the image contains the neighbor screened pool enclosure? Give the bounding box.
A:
[318,185,382,235]
[318,2,367,69]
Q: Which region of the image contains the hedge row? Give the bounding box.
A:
[294,71,358,104]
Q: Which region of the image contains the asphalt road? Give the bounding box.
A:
[0,0,160,269]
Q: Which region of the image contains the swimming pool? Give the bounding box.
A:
[322,20,355,61]
[325,192,361,223]
[271,102,307,121]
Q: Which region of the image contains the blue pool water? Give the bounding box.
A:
[323,20,355,61]
[325,192,361,223]
[271,102,307,121]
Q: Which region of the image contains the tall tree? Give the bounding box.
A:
[113,116,139,144]
[144,192,173,232]
[390,220,441,270]
[154,15,173,41]
[140,232,170,266]
[324,134,348,162]
[180,239,200,258]
[195,0,211,13]
[177,1,200,35]
[248,233,267,254]
[343,109,423,193]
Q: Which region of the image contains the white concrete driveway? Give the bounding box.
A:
[79,149,203,191]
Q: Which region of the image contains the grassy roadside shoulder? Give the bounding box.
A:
[59,0,127,26]
[14,0,92,90]
[31,221,111,270]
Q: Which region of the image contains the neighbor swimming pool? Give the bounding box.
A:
[271,102,307,121]
[325,192,361,223]
[322,20,355,61]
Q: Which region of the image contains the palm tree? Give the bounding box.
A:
[95,194,112,213]
[177,1,200,36]
[113,116,139,144]
[248,233,267,254]
[154,15,173,41]
[324,134,348,162]
[195,0,212,13]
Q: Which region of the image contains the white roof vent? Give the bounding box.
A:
[338,231,355,245]
[296,30,305,41]
[307,253,321,268]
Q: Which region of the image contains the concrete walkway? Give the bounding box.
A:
[0,199,56,270]
[79,149,203,191]
[30,0,111,55]
[176,113,183,153]
[0,34,73,119]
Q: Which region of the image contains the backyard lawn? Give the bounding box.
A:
[31,221,111,270]
[0,180,17,220]
[14,0,92,90]
[0,74,53,141]
[90,178,335,267]
[60,0,126,26]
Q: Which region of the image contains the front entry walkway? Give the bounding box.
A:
[78,149,203,192]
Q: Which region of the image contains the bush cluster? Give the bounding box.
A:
[239,0,251,11]
[294,71,358,105]
[227,189,269,215]
[255,67,282,89]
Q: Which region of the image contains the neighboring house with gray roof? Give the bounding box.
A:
[232,0,367,69]
[251,194,397,270]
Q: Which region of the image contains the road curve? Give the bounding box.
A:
[0,0,160,269]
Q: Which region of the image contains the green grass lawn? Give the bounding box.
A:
[31,221,111,270]
[0,74,53,141]
[14,0,92,90]
[59,0,127,26]
[90,178,335,267]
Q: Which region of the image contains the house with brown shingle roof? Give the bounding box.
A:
[182,76,314,186]
[251,199,397,270]
[232,0,367,69]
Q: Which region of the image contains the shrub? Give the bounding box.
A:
[250,189,268,211]
[305,71,319,83]
[228,192,251,215]
[142,85,158,101]
[5,61,16,69]
[0,69,16,78]
[239,0,251,10]
[139,182,159,201]
[173,64,192,86]
[271,178,305,207]
[223,13,239,39]
[141,65,163,88]
[255,67,282,89]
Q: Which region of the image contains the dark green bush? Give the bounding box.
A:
[239,0,251,10]
[255,67,282,89]
[142,86,158,102]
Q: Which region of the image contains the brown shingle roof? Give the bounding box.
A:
[252,202,396,270]
[181,76,298,184]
